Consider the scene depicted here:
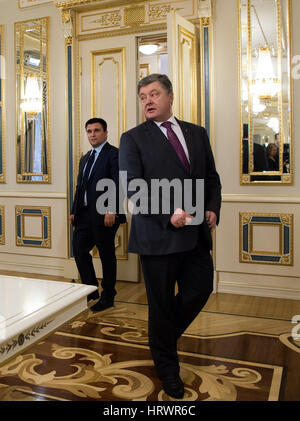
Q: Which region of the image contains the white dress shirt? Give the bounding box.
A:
[154,115,190,163]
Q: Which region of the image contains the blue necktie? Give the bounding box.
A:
[161,122,190,173]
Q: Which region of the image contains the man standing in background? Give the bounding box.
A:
[70,118,126,312]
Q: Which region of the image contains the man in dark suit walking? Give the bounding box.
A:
[70,117,126,312]
[119,74,221,399]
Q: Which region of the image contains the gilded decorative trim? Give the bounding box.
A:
[18,0,52,8]
[56,0,99,7]
[56,0,196,17]
[74,0,198,39]
[80,10,122,33]
[77,22,168,41]
[149,3,172,20]
[238,0,293,185]
[124,5,146,26]
[90,47,126,144]
[239,212,293,266]
[178,25,197,123]
[199,16,212,137]
[15,17,51,184]
[115,223,128,260]
[15,206,51,248]
[0,206,4,245]
[139,63,150,79]
[0,26,5,184]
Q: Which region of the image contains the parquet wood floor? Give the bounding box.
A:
[0,271,300,403]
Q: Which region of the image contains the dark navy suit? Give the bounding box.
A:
[72,142,126,302]
[119,119,221,378]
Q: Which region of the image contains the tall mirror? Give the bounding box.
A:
[0,25,4,183]
[239,0,292,184]
[15,17,50,183]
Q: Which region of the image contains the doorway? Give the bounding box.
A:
[137,34,168,123]
[70,11,199,283]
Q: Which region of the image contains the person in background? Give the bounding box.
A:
[70,117,126,312]
[266,143,279,171]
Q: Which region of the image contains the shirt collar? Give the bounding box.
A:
[154,115,178,128]
[91,141,107,155]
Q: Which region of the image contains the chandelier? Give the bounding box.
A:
[20,75,42,114]
[245,95,266,115]
[252,47,280,100]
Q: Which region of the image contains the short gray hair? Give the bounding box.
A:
[138,73,173,95]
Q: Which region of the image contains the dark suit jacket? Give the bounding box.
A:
[72,142,126,226]
[119,119,221,255]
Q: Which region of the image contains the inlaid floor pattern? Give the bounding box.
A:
[1,280,300,402]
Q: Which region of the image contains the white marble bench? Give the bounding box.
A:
[0,275,96,364]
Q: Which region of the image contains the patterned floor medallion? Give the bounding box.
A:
[0,304,298,401]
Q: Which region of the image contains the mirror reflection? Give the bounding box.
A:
[239,0,292,184]
[15,18,50,183]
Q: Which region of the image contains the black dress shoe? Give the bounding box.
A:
[87,290,99,302]
[162,375,184,399]
[90,299,114,312]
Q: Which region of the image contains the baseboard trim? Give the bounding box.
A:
[217,281,300,300]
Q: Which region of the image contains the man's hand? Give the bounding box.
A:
[104,212,116,227]
[69,214,75,227]
[170,208,194,229]
[205,210,217,231]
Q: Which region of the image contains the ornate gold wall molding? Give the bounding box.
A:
[19,0,52,9]
[239,212,293,266]
[61,8,74,43]
[15,206,51,248]
[57,0,199,39]
[90,47,126,145]
[0,26,5,184]
[124,5,146,26]
[15,17,51,184]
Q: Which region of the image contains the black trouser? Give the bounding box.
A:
[140,241,213,379]
[73,207,120,302]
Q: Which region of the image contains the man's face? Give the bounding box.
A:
[139,81,173,122]
[86,123,107,148]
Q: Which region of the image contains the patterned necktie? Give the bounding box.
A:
[78,149,96,207]
[161,121,190,173]
[81,149,96,188]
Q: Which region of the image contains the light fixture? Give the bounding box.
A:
[29,57,40,67]
[139,44,158,55]
[245,95,266,114]
[24,53,40,67]
[252,47,280,100]
[267,117,279,133]
[20,75,42,114]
